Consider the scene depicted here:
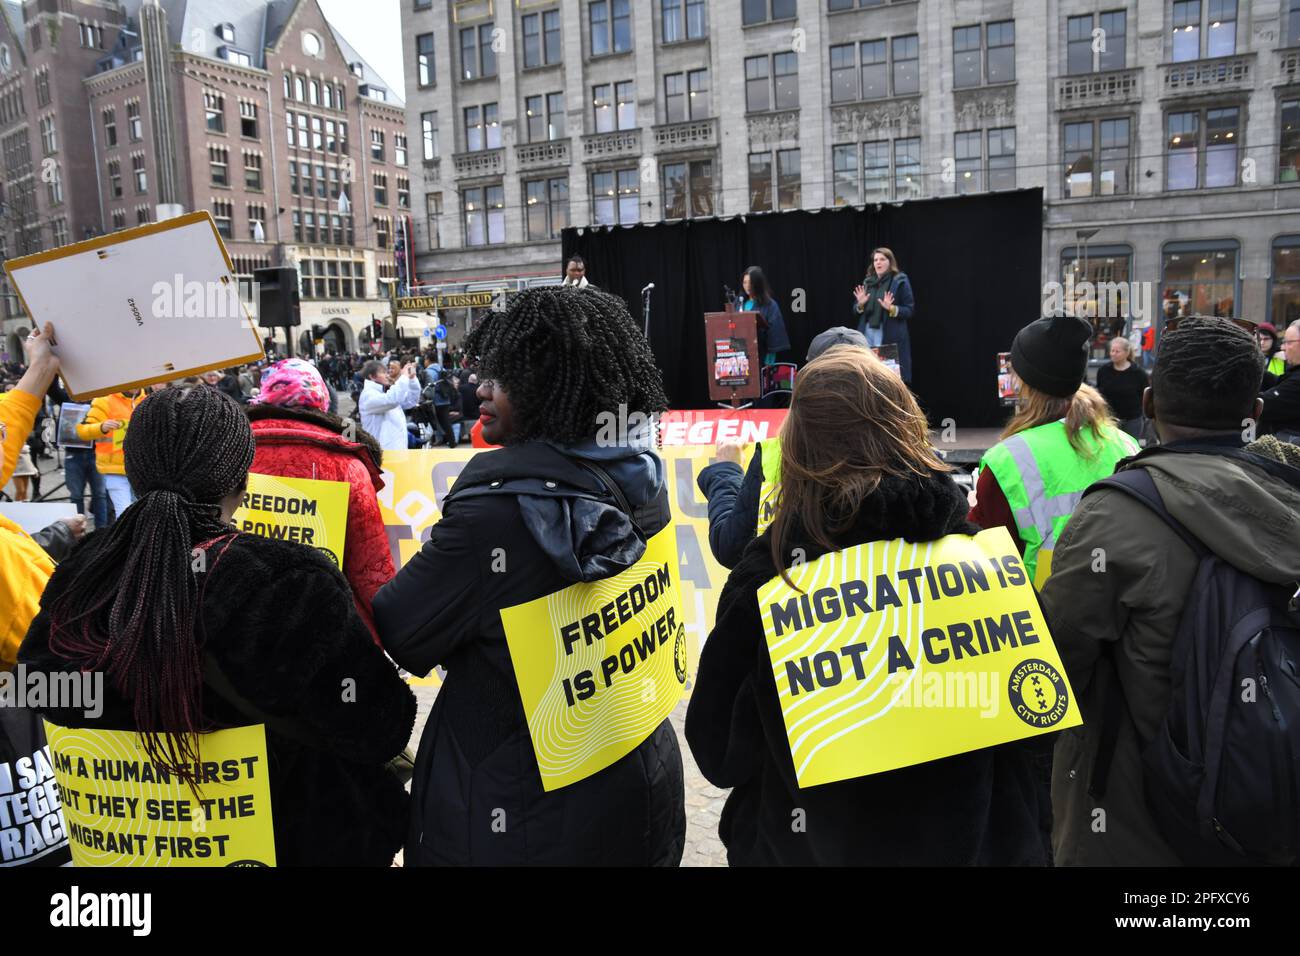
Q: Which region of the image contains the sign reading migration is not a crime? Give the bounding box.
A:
[760,528,1080,789]
[233,473,349,568]
[500,528,689,792]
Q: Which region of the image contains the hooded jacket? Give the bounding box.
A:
[73,392,144,476]
[685,470,1046,866]
[1040,436,1300,866]
[372,440,686,866]
[19,532,416,866]
[247,404,395,644]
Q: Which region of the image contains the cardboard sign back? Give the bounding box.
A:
[4,212,265,401]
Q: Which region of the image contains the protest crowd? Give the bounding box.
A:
[1,275,1299,872]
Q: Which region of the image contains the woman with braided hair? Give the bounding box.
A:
[374,287,686,866]
[20,385,415,866]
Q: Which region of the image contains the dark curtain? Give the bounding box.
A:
[563,188,1042,428]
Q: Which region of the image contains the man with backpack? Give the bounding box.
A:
[1040,316,1300,866]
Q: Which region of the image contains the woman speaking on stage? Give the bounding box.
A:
[852,247,916,382]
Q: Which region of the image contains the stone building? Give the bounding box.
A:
[400,0,1300,337]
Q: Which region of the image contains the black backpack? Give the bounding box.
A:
[1088,464,1300,865]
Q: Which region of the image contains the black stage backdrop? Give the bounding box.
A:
[561,188,1042,428]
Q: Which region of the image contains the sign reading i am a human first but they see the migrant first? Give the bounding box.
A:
[760,528,1080,789]
[232,473,349,568]
[499,528,689,792]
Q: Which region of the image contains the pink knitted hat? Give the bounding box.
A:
[251,359,329,412]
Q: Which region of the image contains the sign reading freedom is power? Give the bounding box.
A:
[760,528,1080,789]
[43,722,275,867]
[500,528,689,792]
[233,473,349,568]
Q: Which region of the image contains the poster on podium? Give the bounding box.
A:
[705,312,760,404]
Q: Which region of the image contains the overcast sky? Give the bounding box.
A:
[317,0,405,100]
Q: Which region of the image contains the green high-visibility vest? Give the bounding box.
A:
[1268,355,1286,379]
[979,420,1139,587]
[756,437,782,534]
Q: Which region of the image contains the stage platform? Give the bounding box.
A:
[931,427,1002,468]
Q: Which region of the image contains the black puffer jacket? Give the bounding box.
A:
[686,470,1046,866]
[20,533,415,867]
[373,442,686,866]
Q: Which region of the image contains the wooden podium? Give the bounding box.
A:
[705,311,761,408]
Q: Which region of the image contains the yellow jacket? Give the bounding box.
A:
[1,389,41,487]
[0,514,54,668]
[74,391,143,476]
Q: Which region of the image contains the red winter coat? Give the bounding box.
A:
[246,404,395,645]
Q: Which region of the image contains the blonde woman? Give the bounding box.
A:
[969,314,1140,588]
[1096,336,1149,439]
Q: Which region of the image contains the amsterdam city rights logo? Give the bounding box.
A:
[1007,659,1069,728]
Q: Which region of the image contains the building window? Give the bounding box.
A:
[664,69,709,122]
[987,21,1015,83]
[52,218,68,246]
[39,116,56,155]
[417,33,435,87]
[523,10,562,68]
[590,0,632,56]
[244,153,262,190]
[79,22,103,49]
[1162,241,1239,318]
[955,130,981,192]
[205,91,225,133]
[460,23,497,80]
[525,176,569,240]
[892,35,919,95]
[1167,107,1239,190]
[377,217,391,249]
[1290,0,1300,46]
[663,0,706,42]
[745,54,798,112]
[248,203,266,240]
[112,209,126,231]
[742,0,797,25]
[209,146,229,186]
[395,133,408,166]
[665,74,686,124]
[662,159,714,219]
[953,26,981,89]
[749,152,773,211]
[1067,11,1126,75]
[464,103,500,151]
[371,129,385,162]
[988,126,1016,190]
[422,112,439,160]
[374,172,388,206]
[108,159,122,198]
[593,82,635,131]
[103,108,117,148]
[1271,237,1300,327]
[239,101,258,138]
[127,101,142,141]
[592,168,639,224]
[46,163,62,205]
[1063,117,1130,197]
[132,154,147,193]
[213,199,233,239]
[1172,0,1236,62]
[397,176,410,209]
[464,184,505,245]
[828,39,900,102]
[895,137,921,199]
[426,192,443,250]
[832,144,857,206]
[1281,99,1300,183]
[777,149,801,209]
[35,69,50,108]
[526,93,567,141]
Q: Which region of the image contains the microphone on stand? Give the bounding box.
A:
[641,282,655,295]
[641,283,655,339]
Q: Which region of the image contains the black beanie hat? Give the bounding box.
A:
[1010,313,1092,398]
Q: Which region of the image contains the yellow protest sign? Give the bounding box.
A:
[760,528,1080,789]
[376,449,727,691]
[234,473,349,568]
[499,528,689,791]
[43,722,276,867]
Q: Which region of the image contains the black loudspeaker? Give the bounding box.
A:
[254,267,302,328]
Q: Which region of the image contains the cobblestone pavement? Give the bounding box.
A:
[410,685,729,867]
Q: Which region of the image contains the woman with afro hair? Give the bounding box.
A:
[374,286,686,866]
